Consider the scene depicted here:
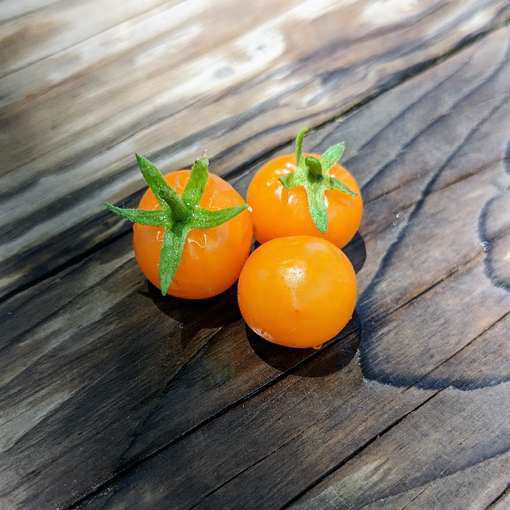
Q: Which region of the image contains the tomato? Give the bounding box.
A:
[134,171,252,298]
[107,156,253,299]
[247,128,363,247]
[238,236,357,349]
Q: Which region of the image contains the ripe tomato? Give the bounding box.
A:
[247,129,363,247]
[238,236,357,349]
[134,171,252,298]
[107,156,253,299]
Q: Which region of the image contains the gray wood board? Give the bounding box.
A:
[1,24,510,510]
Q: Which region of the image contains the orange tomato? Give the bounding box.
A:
[134,171,253,299]
[247,153,362,247]
[238,236,357,348]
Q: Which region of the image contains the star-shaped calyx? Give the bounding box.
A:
[106,155,247,295]
[279,128,356,232]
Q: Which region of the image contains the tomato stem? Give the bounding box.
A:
[294,127,309,166]
[106,155,247,296]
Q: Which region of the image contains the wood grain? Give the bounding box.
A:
[1,22,510,509]
[1,0,509,299]
[0,0,175,73]
[290,385,510,510]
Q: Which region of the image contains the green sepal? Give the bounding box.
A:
[182,158,209,207]
[320,143,345,172]
[191,205,247,229]
[159,224,189,296]
[106,154,250,297]
[105,204,170,226]
[305,183,328,232]
[328,176,357,196]
[135,154,171,208]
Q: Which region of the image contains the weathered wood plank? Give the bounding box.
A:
[2,25,510,510]
[0,0,175,73]
[290,384,510,510]
[89,260,510,510]
[79,27,510,509]
[0,0,61,23]
[347,452,510,510]
[1,0,509,299]
[0,0,301,104]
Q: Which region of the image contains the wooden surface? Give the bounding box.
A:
[1,1,510,509]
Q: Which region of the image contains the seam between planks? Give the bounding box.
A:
[405,308,510,392]
[187,428,310,510]
[278,390,444,510]
[398,486,431,510]
[486,483,510,509]
[63,323,360,510]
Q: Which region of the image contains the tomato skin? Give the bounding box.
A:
[237,236,357,348]
[247,154,363,247]
[133,171,253,299]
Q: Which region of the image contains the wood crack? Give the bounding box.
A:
[405,308,510,391]
[398,486,431,510]
[187,428,308,510]
[278,391,444,510]
[486,483,510,509]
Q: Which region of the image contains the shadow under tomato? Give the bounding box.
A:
[343,232,366,274]
[246,312,361,377]
[138,232,365,366]
[140,282,240,346]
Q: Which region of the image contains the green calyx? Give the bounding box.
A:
[279,127,356,232]
[106,154,247,296]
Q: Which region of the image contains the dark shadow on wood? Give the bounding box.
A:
[478,140,510,292]
[246,313,361,378]
[141,282,241,347]
[343,232,366,274]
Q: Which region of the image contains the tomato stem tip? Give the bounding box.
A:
[280,127,356,232]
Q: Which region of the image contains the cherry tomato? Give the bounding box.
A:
[135,172,252,298]
[247,129,363,247]
[107,156,253,299]
[238,236,357,348]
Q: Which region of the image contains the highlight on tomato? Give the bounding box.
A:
[247,128,363,248]
[238,236,357,349]
[106,155,253,299]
